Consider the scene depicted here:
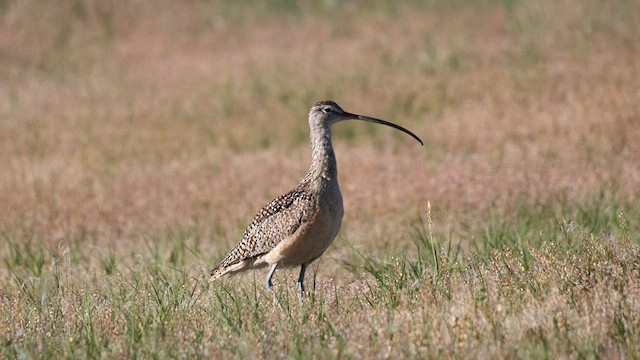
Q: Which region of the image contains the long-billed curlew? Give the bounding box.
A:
[210,100,423,295]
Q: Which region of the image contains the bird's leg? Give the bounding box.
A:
[297,263,308,300]
[264,263,278,292]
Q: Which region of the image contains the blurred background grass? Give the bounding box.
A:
[2,0,638,236]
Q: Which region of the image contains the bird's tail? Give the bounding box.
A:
[209,265,226,282]
[209,259,251,282]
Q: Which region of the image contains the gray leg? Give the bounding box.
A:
[297,263,308,297]
[265,263,277,291]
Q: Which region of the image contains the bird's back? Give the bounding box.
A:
[210,181,320,280]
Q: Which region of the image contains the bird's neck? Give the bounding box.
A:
[306,124,337,183]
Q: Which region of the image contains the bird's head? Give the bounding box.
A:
[309,100,423,145]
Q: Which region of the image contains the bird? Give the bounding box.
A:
[209,100,423,296]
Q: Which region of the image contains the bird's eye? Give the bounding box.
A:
[322,107,332,114]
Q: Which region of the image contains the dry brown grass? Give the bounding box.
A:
[1,0,639,358]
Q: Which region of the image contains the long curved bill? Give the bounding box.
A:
[343,112,424,145]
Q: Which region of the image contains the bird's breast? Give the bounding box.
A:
[316,181,344,238]
[292,182,343,264]
[262,180,343,267]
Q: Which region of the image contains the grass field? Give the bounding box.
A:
[1,0,639,358]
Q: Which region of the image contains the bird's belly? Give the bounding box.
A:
[262,186,343,267]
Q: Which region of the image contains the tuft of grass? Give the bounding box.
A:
[4,235,45,278]
[101,250,116,276]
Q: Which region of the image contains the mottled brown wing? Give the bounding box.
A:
[212,185,317,273]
